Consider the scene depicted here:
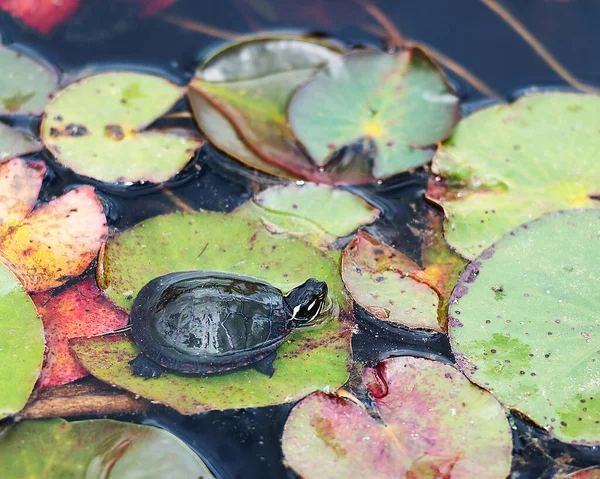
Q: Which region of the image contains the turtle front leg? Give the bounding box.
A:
[253,351,277,378]
[129,354,164,379]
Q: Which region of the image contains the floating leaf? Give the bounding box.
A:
[71,210,352,413]
[428,92,600,259]
[0,260,44,420]
[189,36,353,183]
[0,45,58,113]
[282,356,512,479]
[0,418,214,477]
[289,48,460,180]
[31,276,128,388]
[0,124,43,162]
[235,183,380,247]
[41,72,202,183]
[0,163,107,291]
[562,468,600,479]
[449,210,600,445]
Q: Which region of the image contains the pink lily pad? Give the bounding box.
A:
[31,276,128,388]
[282,356,512,479]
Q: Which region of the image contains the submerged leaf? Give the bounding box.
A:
[289,48,460,179]
[0,45,58,113]
[282,356,512,479]
[449,210,600,445]
[71,210,353,413]
[41,72,202,183]
[0,418,214,478]
[0,124,42,162]
[428,92,600,259]
[32,276,128,388]
[0,260,44,420]
[235,183,380,247]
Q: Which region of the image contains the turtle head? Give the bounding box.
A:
[286,278,328,326]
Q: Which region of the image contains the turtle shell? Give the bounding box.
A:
[130,271,292,374]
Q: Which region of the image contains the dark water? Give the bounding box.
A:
[1,0,599,477]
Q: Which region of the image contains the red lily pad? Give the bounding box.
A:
[31,276,128,388]
[282,356,512,478]
[0,161,107,291]
[0,0,79,33]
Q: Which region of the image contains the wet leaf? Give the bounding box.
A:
[0,260,44,420]
[31,276,128,388]
[0,418,214,478]
[561,468,600,479]
[71,210,353,413]
[289,48,460,180]
[0,163,107,291]
[0,124,43,161]
[428,92,600,259]
[342,230,450,331]
[41,72,202,183]
[189,36,352,183]
[235,183,380,247]
[282,356,512,479]
[0,45,58,113]
[449,209,600,445]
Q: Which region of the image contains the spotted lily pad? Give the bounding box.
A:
[449,209,600,445]
[189,36,354,183]
[289,48,460,180]
[282,356,512,478]
[0,260,44,420]
[71,210,353,413]
[235,183,380,247]
[32,276,128,388]
[0,46,58,114]
[0,163,107,291]
[428,92,600,259]
[41,72,202,183]
[0,124,42,162]
[0,418,214,477]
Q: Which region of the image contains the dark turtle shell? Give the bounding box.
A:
[130,271,292,374]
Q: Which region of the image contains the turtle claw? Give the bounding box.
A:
[129,354,163,379]
[253,351,277,378]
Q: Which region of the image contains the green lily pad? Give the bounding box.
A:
[449,209,600,445]
[235,183,380,247]
[0,46,58,115]
[289,47,460,180]
[41,72,202,183]
[0,123,42,162]
[189,36,360,184]
[0,418,214,478]
[282,357,512,479]
[0,260,44,419]
[71,211,353,413]
[428,92,600,259]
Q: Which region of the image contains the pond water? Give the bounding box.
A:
[1,0,599,477]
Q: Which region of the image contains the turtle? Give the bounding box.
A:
[128,271,328,378]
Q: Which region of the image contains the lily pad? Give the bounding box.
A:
[41,71,202,183]
[71,210,353,413]
[189,36,357,183]
[0,46,58,114]
[0,178,107,292]
[428,92,600,259]
[289,47,460,180]
[0,260,44,420]
[449,209,600,445]
[31,276,128,388]
[282,356,512,479]
[563,468,600,479]
[235,183,380,247]
[0,418,214,478]
[0,123,43,161]
[0,0,79,34]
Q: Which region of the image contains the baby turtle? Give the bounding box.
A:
[128,271,328,378]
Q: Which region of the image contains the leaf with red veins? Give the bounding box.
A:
[32,276,128,388]
[0,186,107,292]
[0,159,46,232]
[0,0,79,34]
[282,357,512,479]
